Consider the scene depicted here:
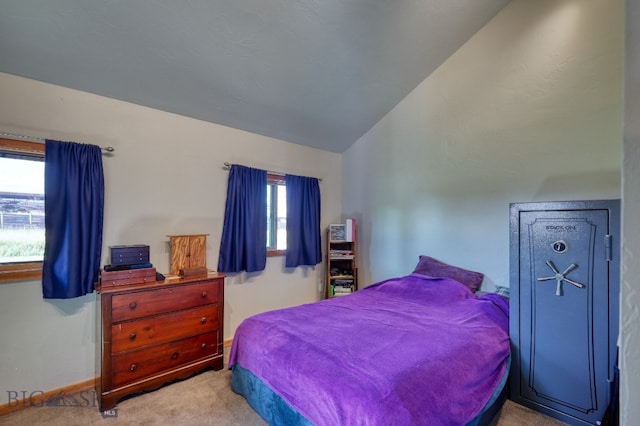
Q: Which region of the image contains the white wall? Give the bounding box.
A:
[622,0,640,422]
[344,0,628,420]
[0,73,342,394]
[343,0,623,289]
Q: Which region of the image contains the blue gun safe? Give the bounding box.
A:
[509,200,619,425]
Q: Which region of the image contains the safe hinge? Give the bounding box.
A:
[605,234,612,261]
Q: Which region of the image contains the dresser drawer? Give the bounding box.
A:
[111,332,219,388]
[111,279,220,322]
[97,273,225,411]
[112,304,218,354]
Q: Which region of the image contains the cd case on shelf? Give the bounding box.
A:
[329,224,346,241]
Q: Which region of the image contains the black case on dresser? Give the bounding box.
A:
[509,200,619,425]
[109,244,151,266]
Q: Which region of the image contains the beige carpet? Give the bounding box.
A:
[0,369,567,425]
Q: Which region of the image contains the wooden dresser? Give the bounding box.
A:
[96,272,225,411]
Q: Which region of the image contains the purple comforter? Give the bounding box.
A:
[228,273,510,425]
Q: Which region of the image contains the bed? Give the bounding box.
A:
[228,257,510,426]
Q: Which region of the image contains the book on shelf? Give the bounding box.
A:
[329,285,352,296]
[333,285,353,294]
[334,283,354,289]
[330,249,353,255]
[330,249,354,259]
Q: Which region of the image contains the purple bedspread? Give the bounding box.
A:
[229,273,510,425]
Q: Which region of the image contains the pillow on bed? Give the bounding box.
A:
[495,285,510,299]
[412,255,484,293]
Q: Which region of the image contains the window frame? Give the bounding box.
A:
[0,137,45,283]
[266,173,286,257]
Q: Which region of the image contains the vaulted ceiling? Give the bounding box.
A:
[0,1,510,153]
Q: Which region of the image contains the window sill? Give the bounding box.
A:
[267,249,285,257]
[0,262,43,283]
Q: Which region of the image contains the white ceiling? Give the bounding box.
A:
[0,0,510,153]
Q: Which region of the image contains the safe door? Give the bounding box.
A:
[509,200,619,425]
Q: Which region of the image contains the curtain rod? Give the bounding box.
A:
[0,131,115,153]
[222,162,322,182]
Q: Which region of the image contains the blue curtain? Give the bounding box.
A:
[42,140,104,299]
[218,165,267,273]
[285,174,321,268]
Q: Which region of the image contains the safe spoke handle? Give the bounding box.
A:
[536,262,584,296]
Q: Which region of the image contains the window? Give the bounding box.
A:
[0,138,45,282]
[266,173,286,256]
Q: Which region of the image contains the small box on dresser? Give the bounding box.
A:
[109,244,150,266]
[96,272,225,411]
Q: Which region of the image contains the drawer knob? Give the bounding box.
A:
[200,317,207,324]
[129,301,137,310]
[201,291,207,298]
[201,343,207,350]
[171,352,179,360]
[130,364,137,372]
[129,332,137,341]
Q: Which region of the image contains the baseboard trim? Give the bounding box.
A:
[0,377,96,417]
[1,342,235,417]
